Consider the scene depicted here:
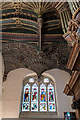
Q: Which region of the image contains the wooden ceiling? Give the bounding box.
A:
[0,2,63,35]
[0,1,72,77]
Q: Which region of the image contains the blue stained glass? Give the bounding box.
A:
[31,83,38,111]
[22,83,30,111]
[49,88,54,102]
[49,103,55,111]
[40,83,47,111]
[22,103,29,111]
[48,83,56,111]
[40,103,47,111]
[22,77,56,112]
[31,103,37,110]
[40,84,46,102]
[24,87,29,102]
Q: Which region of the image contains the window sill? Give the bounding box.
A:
[19,111,57,118]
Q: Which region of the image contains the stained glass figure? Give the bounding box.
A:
[44,78,49,83]
[22,77,56,112]
[48,83,56,111]
[49,88,54,102]
[40,103,47,111]
[22,83,30,111]
[31,83,38,111]
[29,78,34,83]
[24,88,29,102]
[40,83,47,111]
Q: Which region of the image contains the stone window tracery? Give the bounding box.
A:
[21,76,56,112]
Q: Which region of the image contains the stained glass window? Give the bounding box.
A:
[29,78,34,83]
[48,83,56,111]
[21,76,56,113]
[40,83,47,111]
[22,83,30,111]
[44,78,49,83]
[31,83,38,111]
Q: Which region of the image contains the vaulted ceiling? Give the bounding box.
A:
[1,2,63,34]
[0,1,72,77]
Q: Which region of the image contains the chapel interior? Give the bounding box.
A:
[0,0,80,120]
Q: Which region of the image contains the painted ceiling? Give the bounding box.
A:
[1,2,63,34]
[0,1,72,78]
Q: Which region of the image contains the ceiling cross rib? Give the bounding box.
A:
[38,17,43,51]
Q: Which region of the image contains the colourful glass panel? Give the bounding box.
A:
[44,78,49,83]
[48,83,56,111]
[40,83,47,111]
[22,83,30,111]
[49,103,55,111]
[40,103,47,111]
[29,78,34,83]
[31,83,38,111]
[31,103,37,111]
[22,103,29,111]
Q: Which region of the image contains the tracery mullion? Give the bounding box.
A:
[30,83,32,111]
[27,81,31,112]
[39,82,42,112]
[38,82,40,112]
[46,83,48,112]
[48,80,51,111]
[54,84,56,112]
[45,83,47,112]
[36,80,39,112]
[21,84,24,112]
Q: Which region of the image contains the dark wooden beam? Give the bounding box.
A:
[66,41,80,71]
